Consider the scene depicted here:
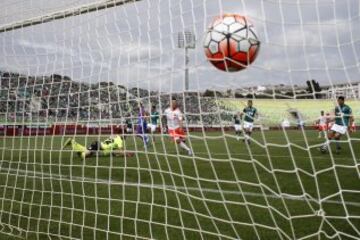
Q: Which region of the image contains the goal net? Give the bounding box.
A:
[0,0,359,239]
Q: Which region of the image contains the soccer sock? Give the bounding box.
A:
[179,141,190,152]
[335,140,341,150]
[137,135,148,146]
[323,136,332,147]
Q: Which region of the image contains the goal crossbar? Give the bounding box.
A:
[0,0,142,33]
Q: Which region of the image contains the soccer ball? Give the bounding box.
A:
[320,145,328,153]
[203,14,260,72]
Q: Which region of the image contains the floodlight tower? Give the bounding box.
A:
[178,31,196,91]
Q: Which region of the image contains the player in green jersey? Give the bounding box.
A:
[148,105,160,142]
[240,100,258,144]
[320,96,353,154]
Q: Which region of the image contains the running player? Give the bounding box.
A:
[164,97,193,156]
[316,110,328,138]
[320,96,353,154]
[233,112,242,141]
[63,135,133,160]
[148,105,160,142]
[240,100,258,144]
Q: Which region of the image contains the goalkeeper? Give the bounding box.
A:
[62,135,133,160]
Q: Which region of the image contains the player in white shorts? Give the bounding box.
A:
[316,110,328,138]
[281,118,290,128]
[320,96,353,154]
[163,97,193,156]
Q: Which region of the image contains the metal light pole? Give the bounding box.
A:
[178,31,196,91]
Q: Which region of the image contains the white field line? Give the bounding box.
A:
[1,145,359,162]
[1,167,359,208]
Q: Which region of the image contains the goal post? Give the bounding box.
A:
[0,0,359,240]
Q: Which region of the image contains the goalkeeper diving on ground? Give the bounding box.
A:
[62,135,134,160]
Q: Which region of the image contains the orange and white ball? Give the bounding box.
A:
[204,14,260,72]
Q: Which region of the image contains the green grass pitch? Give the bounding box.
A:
[0,130,359,239]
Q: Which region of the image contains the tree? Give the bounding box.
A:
[306,79,322,98]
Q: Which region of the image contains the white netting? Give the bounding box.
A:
[0,0,359,239]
